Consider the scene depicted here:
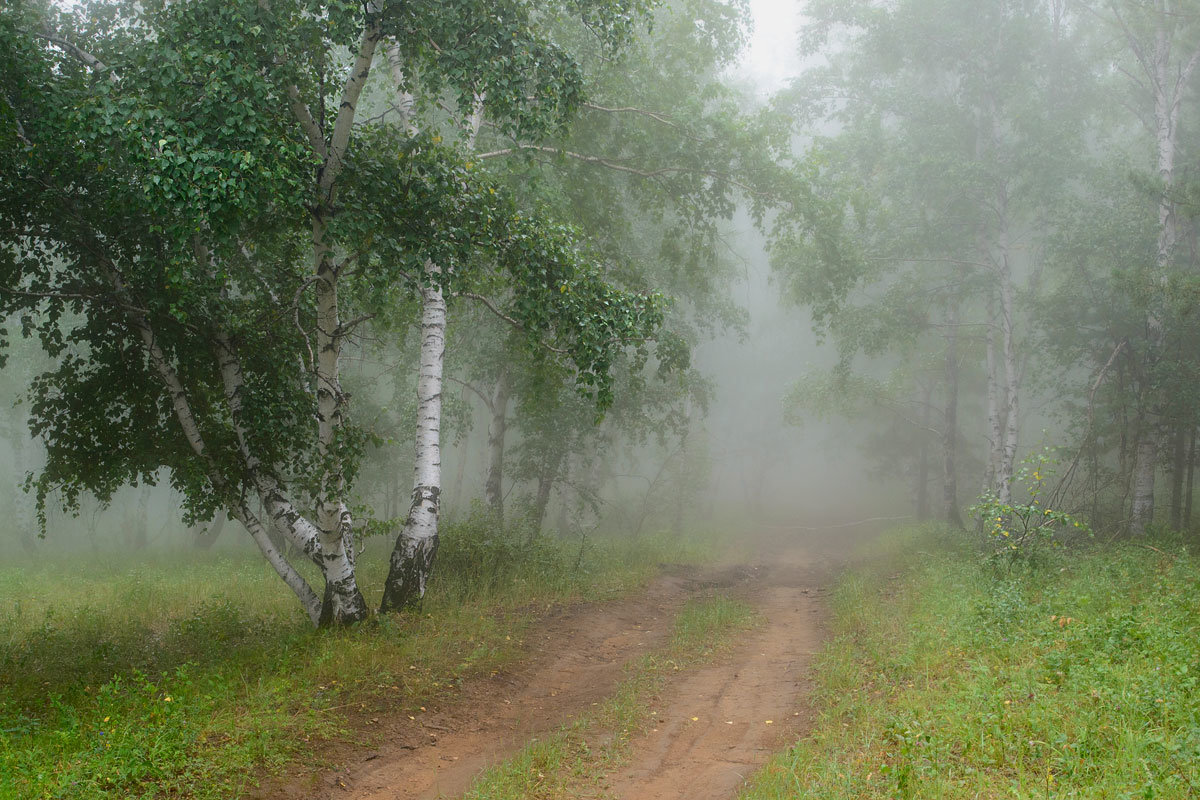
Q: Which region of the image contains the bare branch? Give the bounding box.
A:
[1104,2,1156,85]
[1177,44,1200,101]
[1049,339,1129,508]
[476,144,674,176]
[475,143,776,205]
[291,275,319,371]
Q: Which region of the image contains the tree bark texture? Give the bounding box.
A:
[381,277,446,612]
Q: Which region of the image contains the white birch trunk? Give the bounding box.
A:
[232,500,323,626]
[294,17,380,620]
[379,83,484,610]
[381,276,446,612]
[123,283,328,619]
[982,93,1020,506]
[214,333,366,623]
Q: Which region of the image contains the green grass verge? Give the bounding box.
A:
[741,525,1200,800]
[0,521,718,800]
[462,593,759,800]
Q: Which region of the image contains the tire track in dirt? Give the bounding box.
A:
[599,549,831,800]
[267,532,849,800]
[281,565,748,800]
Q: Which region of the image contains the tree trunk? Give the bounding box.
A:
[916,381,932,520]
[1130,417,1158,536]
[1130,22,1194,537]
[214,330,367,625]
[997,249,1020,506]
[193,515,226,550]
[1186,426,1197,530]
[381,276,446,613]
[984,298,1004,494]
[532,447,567,533]
[1171,424,1186,530]
[10,425,37,555]
[942,307,962,527]
[310,218,370,624]
[532,468,556,531]
[232,500,322,626]
[131,484,151,549]
[484,368,511,521]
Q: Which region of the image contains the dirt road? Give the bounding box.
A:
[601,553,827,800]
[282,533,842,800]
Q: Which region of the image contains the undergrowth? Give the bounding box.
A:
[742,524,1200,800]
[461,593,759,800]
[0,517,717,800]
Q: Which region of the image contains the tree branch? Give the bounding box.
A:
[581,102,690,135]
[321,17,382,195]
[1050,339,1129,508]
[445,375,493,408]
[1,91,30,145]
[455,291,568,354]
[1103,1,1155,86]
[30,26,117,82]
[288,84,328,161]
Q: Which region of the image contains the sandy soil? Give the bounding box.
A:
[259,530,852,800]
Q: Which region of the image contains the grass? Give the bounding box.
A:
[0,518,719,800]
[741,524,1200,800]
[461,592,759,800]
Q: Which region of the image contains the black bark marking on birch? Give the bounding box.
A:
[379,535,439,614]
[318,572,370,627]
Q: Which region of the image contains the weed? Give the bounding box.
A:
[0,519,716,799]
[461,593,758,800]
[741,525,1200,800]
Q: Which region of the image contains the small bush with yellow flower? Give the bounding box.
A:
[970,446,1091,564]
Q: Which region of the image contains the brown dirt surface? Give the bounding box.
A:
[599,538,835,800]
[258,528,862,800]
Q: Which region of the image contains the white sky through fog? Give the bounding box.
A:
[734,0,805,95]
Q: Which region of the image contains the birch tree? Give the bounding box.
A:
[432,0,754,530]
[1088,0,1200,534]
[0,0,670,624]
[768,0,1089,521]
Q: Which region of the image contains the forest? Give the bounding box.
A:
[1,0,1199,798]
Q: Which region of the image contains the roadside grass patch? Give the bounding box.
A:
[0,520,715,800]
[462,593,759,800]
[741,525,1200,799]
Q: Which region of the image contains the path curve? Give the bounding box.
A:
[261,531,848,800]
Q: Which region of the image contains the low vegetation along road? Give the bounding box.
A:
[260,535,841,800]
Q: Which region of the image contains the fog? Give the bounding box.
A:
[2,0,1198,580]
